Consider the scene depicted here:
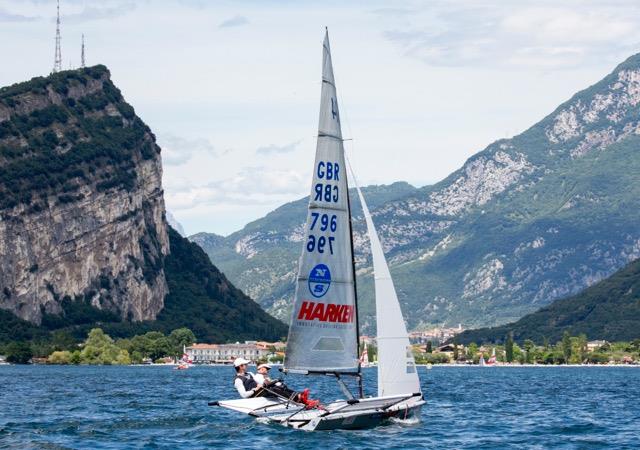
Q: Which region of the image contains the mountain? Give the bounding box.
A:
[1,227,287,344]
[0,67,286,343]
[192,54,640,331]
[166,210,186,236]
[190,182,419,324]
[455,258,640,344]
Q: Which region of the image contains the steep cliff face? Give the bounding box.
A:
[0,66,168,324]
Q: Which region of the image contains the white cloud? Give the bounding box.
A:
[165,166,306,212]
[0,7,38,22]
[219,15,249,28]
[256,140,301,156]
[158,134,216,166]
[60,2,136,24]
[382,2,640,69]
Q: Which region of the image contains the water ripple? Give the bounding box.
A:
[1,365,639,449]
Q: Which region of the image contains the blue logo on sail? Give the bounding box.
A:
[308,264,331,298]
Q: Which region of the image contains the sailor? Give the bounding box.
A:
[233,358,320,408]
[233,358,261,399]
[253,363,272,385]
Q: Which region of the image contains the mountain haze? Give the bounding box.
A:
[193,54,640,331]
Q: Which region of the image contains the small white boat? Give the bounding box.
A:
[211,29,424,431]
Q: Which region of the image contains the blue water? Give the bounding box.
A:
[1,365,639,449]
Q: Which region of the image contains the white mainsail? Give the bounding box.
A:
[352,172,421,397]
[284,30,359,373]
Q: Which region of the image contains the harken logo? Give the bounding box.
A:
[308,264,331,298]
[297,300,354,323]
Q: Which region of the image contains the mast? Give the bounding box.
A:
[346,174,364,398]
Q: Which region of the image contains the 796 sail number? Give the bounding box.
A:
[307,212,337,255]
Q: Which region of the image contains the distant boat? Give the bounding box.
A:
[211,29,424,431]
[359,347,369,368]
[174,352,192,370]
[485,348,497,366]
[479,355,486,366]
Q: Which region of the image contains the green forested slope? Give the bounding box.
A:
[456,258,640,343]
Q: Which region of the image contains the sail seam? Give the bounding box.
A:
[309,204,347,212]
[322,78,336,87]
[297,277,353,283]
[317,133,343,140]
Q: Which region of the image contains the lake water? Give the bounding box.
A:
[1,365,638,449]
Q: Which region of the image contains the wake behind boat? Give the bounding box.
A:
[210,29,424,431]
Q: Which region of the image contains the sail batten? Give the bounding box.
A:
[283,30,359,373]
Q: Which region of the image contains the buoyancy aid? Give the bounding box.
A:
[235,372,258,392]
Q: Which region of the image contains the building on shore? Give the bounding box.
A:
[185,341,284,364]
[587,340,608,352]
[408,325,464,345]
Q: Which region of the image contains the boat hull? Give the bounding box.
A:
[282,399,425,431]
[216,394,426,431]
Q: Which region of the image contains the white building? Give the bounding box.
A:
[185,341,271,364]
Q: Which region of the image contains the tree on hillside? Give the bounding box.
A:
[467,342,478,361]
[575,334,588,364]
[505,333,514,363]
[5,342,33,364]
[562,331,572,363]
[426,341,433,354]
[523,339,535,364]
[80,328,130,365]
[168,328,196,357]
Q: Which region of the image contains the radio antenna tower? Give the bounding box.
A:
[52,0,62,73]
[81,34,85,68]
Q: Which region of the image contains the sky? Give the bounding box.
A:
[2,0,640,236]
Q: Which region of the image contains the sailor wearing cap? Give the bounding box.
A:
[254,363,272,385]
[233,357,262,398]
[232,358,320,407]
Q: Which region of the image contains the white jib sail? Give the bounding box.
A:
[284,30,359,373]
[350,165,421,397]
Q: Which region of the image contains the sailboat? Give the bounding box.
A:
[210,29,424,431]
[486,348,497,366]
[359,346,369,368]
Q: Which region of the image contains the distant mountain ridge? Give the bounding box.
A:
[193,53,640,332]
[455,258,640,343]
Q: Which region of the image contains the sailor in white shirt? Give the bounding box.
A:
[253,363,272,385]
[233,358,262,399]
[231,358,319,407]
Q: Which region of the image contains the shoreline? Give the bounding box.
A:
[2,362,638,368]
[416,363,640,368]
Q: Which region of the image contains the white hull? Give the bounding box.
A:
[214,393,424,431]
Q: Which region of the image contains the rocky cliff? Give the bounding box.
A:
[0,67,287,342]
[0,66,168,324]
[192,53,640,331]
